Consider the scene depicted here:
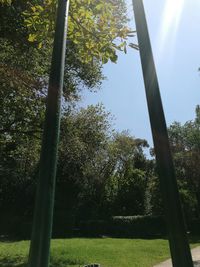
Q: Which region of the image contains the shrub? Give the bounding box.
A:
[110,216,166,237]
[188,219,200,235]
[78,216,167,238]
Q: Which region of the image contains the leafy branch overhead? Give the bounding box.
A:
[2,0,137,63]
[0,0,12,4]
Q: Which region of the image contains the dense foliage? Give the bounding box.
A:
[1,0,200,239]
[1,0,136,63]
[168,106,200,219]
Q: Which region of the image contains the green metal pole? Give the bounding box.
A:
[28,1,70,267]
[132,1,193,266]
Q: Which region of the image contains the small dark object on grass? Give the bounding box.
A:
[83,264,100,267]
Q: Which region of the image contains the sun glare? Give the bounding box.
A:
[158,0,185,59]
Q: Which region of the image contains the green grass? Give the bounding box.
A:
[0,237,199,267]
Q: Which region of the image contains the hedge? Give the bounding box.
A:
[188,219,200,235]
[78,216,167,238]
[78,216,200,238]
[109,216,166,237]
[1,214,199,239]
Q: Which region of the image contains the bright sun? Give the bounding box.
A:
[159,0,185,54]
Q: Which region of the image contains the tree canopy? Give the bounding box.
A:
[168,105,200,218]
[1,0,136,63]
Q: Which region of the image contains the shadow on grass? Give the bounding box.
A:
[0,257,26,267]
[0,257,85,267]
[50,258,85,267]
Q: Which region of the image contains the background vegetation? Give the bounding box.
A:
[0,0,200,241]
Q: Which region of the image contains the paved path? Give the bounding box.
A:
[154,247,200,267]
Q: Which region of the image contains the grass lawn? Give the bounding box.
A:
[0,237,199,267]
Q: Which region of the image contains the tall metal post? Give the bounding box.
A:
[28,1,70,266]
[132,0,193,266]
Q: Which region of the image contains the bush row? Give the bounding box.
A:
[1,215,200,239]
[78,216,167,238]
[78,216,200,237]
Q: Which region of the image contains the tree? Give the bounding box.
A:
[168,105,200,219]
[0,0,134,162]
[24,0,136,63]
[104,132,150,216]
[1,0,136,64]
[144,166,163,216]
[0,0,142,234]
[1,0,130,218]
[54,104,113,223]
[56,117,151,220]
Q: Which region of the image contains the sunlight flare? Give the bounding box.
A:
[158,0,185,59]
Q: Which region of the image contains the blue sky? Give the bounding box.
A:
[80,0,200,149]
